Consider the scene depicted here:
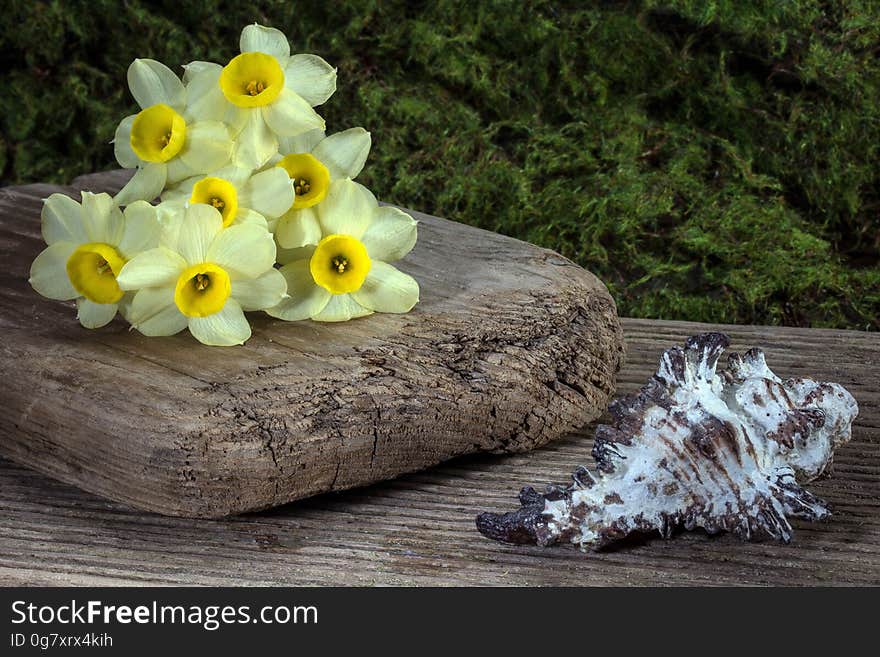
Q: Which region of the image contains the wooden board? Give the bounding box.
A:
[0,318,875,586]
[0,172,623,517]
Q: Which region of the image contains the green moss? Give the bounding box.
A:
[1,0,877,329]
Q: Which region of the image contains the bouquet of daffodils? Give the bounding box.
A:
[29,24,419,346]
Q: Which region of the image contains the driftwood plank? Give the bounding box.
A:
[0,319,876,586]
[0,172,623,517]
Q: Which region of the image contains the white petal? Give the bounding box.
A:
[267,260,331,320]
[356,182,378,207]
[158,176,197,203]
[114,163,167,205]
[312,128,371,180]
[223,105,250,133]
[177,120,233,174]
[80,192,123,244]
[233,207,269,228]
[182,60,221,85]
[164,156,197,185]
[184,66,227,121]
[118,201,160,258]
[128,58,185,110]
[188,299,251,346]
[262,88,325,137]
[275,243,315,266]
[284,54,337,106]
[206,223,276,278]
[318,179,374,238]
[179,204,224,265]
[128,286,188,336]
[232,268,287,311]
[275,206,322,249]
[311,293,372,322]
[240,24,290,62]
[116,247,187,290]
[29,242,78,300]
[155,203,186,251]
[205,162,252,188]
[113,115,139,168]
[359,206,418,262]
[233,111,278,169]
[239,167,294,218]
[41,193,87,245]
[77,298,118,329]
[116,294,133,323]
[278,128,325,155]
[351,261,419,313]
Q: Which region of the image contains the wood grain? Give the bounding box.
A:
[0,172,623,517]
[0,318,876,586]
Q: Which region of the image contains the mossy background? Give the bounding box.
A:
[1,0,877,329]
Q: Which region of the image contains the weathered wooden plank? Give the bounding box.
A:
[0,318,876,586]
[0,173,623,517]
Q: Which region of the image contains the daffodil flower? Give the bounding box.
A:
[113,59,234,206]
[161,164,295,231]
[267,179,419,322]
[29,192,160,328]
[116,204,286,346]
[272,127,372,249]
[184,24,336,170]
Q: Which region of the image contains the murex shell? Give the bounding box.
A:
[476,333,858,550]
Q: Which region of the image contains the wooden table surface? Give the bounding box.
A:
[0,317,876,586]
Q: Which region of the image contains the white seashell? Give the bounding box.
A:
[476,333,859,550]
